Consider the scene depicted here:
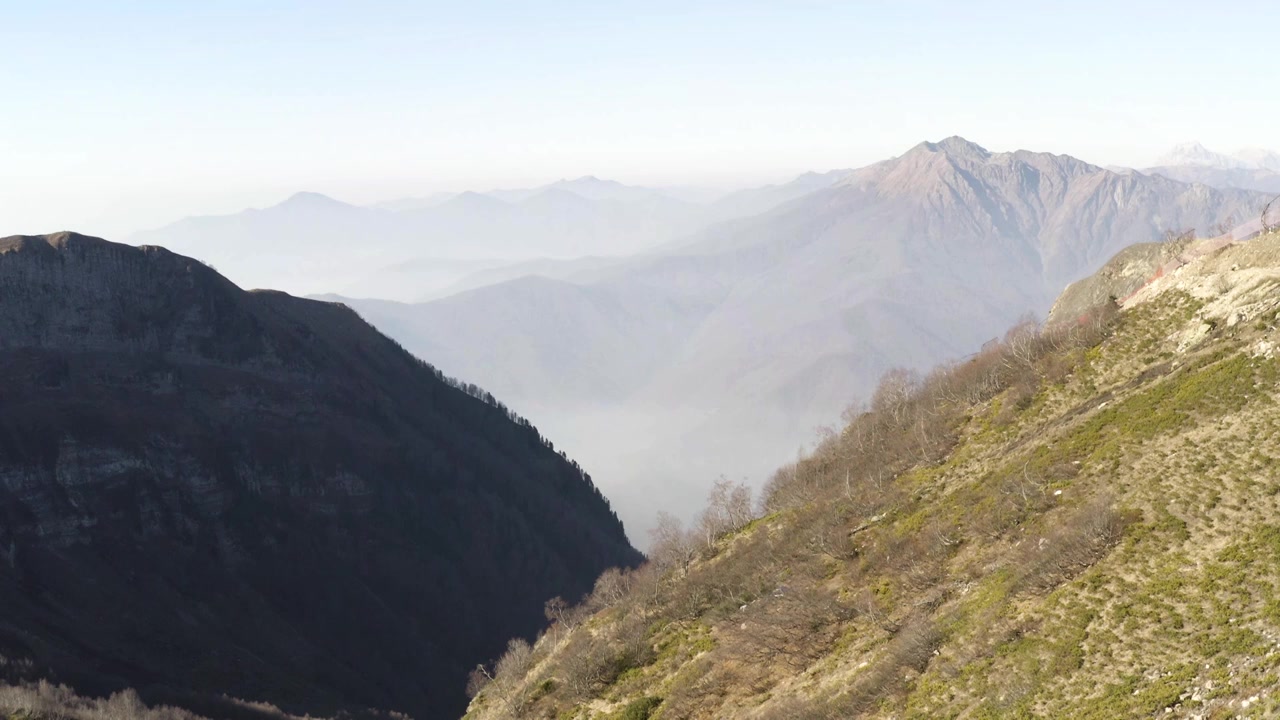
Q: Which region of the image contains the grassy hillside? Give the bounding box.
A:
[465,232,1280,719]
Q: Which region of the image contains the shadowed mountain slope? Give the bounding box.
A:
[0,233,640,720]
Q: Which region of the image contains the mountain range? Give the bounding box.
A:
[1153,141,1280,171]
[1143,141,1280,193]
[128,173,854,302]
[332,137,1269,539]
[0,233,640,720]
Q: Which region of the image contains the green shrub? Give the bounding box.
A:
[616,696,662,720]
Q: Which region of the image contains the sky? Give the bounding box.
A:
[3,0,1279,237]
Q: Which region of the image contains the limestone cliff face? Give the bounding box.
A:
[0,233,640,720]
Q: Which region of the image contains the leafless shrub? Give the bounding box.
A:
[805,511,859,562]
[465,666,492,700]
[723,583,854,670]
[824,615,942,715]
[872,517,959,593]
[1000,464,1053,517]
[559,622,654,702]
[0,680,315,720]
[1014,495,1131,592]
[755,696,832,720]
[651,654,716,719]
[1214,273,1235,296]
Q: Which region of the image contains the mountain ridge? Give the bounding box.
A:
[1141,142,1280,194]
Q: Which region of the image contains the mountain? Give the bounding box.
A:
[485,176,679,205]
[127,181,710,300]
[1142,165,1280,194]
[1144,142,1280,193]
[466,227,1280,718]
[128,172,870,302]
[1153,141,1249,169]
[334,137,1267,539]
[0,233,640,720]
[127,192,407,296]
[371,192,458,212]
[1235,147,1280,172]
[332,256,514,303]
[701,168,853,224]
[1154,141,1280,172]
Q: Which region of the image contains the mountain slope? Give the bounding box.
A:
[699,168,854,225]
[1142,165,1280,194]
[336,138,1267,538]
[466,230,1280,719]
[0,233,641,720]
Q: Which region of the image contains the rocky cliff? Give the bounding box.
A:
[0,233,641,719]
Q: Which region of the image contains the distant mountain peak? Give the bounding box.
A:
[275,191,349,209]
[541,175,671,204]
[449,190,511,207]
[1235,147,1280,173]
[548,176,627,193]
[524,185,596,207]
[1154,142,1248,169]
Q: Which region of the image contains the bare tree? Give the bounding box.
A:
[650,511,696,574]
[589,566,632,608]
[1264,195,1280,234]
[1001,313,1042,374]
[494,637,534,682]
[466,665,493,699]
[870,368,919,425]
[696,477,755,548]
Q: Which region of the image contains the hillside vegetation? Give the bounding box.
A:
[465,232,1280,719]
[0,680,330,720]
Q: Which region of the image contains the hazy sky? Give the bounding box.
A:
[4,0,1278,237]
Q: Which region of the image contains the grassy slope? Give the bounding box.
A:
[468,235,1280,720]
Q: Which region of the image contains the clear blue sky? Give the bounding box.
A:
[3,0,1278,236]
